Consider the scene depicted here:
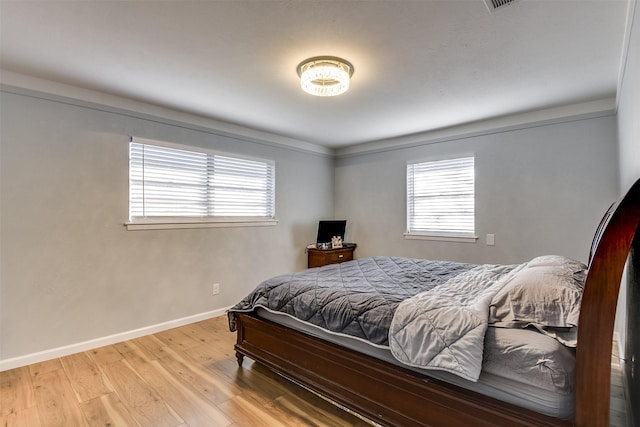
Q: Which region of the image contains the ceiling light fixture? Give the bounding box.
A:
[296,56,354,97]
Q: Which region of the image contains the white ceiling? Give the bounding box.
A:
[0,0,629,148]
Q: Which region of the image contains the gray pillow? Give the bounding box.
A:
[489,255,587,346]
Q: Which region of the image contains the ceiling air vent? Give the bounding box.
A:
[483,0,519,13]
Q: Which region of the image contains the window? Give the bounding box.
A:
[128,137,275,230]
[406,156,476,241]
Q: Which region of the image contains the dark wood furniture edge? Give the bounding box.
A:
[233,178,640,427]
[233,313,569,427]
[623,229,640,426]
[575,178,640,426]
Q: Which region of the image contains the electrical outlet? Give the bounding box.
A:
[486,234,495,246]
[212,283,220,295]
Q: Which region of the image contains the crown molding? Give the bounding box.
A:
[336,97,617,158]
[616,0,637,110]
[1,70,617,160]
[0,69,334,157]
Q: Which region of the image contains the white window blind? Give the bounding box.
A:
[129,140,275,221]
[407,156,475,237]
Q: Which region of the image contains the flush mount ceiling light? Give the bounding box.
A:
[296,56,354,97]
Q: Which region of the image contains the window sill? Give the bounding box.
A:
[125,217,278,231]
[403,233,478,243]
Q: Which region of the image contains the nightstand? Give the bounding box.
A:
[307,244,357,268]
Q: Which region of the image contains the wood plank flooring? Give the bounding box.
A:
[1,315,630,426]
[1,316,369,427]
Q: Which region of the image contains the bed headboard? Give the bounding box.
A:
[575,178,640,426]
[625,228,640,426]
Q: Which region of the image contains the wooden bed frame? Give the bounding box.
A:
[232,178,640,427]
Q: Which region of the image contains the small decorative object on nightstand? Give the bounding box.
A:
[307,244,357,268]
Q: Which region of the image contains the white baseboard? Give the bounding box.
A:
[0,307,232,372]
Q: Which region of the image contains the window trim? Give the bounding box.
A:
[125,217,278,231]
[403,232,477,243]
[405,154,477,243]
[126,137,276,230]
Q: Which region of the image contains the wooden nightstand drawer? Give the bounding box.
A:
[307,245,357,268]
[325,250,353,264]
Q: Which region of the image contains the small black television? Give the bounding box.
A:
[316,220,346,245]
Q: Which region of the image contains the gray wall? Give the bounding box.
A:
[0,90,334,360]
[618,0,640,193]
[335,115,619,266]
[616,1,640,421]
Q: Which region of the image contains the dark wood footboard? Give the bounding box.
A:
[233,313,570,427]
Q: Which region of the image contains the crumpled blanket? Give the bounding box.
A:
[389,263,525,381]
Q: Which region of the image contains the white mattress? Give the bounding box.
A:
[255,306,575,420]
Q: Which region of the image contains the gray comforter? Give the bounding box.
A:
[228,256,475,346]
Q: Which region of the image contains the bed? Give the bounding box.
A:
[228,178,640,427]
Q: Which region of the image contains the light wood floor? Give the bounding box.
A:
[0,316,369,427]
[1,316,630,427]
